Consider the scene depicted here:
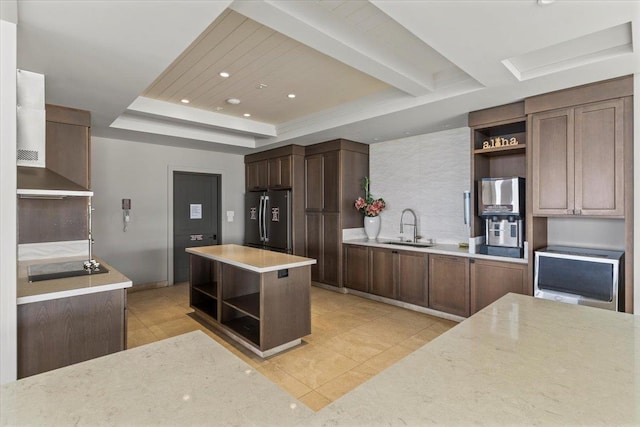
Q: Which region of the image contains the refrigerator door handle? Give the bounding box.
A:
[263,195,270,242]
[258,195,264,242]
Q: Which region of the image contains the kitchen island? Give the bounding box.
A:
[2,293,638,425]
[186,244,316,357]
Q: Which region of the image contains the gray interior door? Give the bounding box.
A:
[173,172,220,283]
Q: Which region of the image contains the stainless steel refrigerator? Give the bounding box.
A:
[244,190,292,253]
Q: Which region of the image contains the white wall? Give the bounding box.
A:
[370,127,470,244]
[91,137,245,285]
[635,72,639,314]
[0,15,18,384]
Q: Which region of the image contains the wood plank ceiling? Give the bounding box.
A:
[142,9,392,124]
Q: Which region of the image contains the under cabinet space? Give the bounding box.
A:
[191,293,218,320]
[221,305,260,346]
[223,293,260,320]
[220,263,261,320]
[189,255,219,319]
[192,281,217,299]
[221,264,260,302]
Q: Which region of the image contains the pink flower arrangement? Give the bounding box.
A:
[354,176,386,217]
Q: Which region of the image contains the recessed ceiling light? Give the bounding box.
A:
[243,113,251,117]
[287,93,296,99]
[226,98,240,105]
[537,0,555,5]
[257,83,268,89]
[219,71,230,78]
[180,99,190,104]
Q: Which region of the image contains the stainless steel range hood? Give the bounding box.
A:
[16,69,92,198]
[17,167,93,197]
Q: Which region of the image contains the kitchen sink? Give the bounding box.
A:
[381,241,435,248]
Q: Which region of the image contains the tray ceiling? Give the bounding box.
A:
[143,9,392,125]
[15,0,639,153]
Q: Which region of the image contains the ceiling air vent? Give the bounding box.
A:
[16,69,46,168]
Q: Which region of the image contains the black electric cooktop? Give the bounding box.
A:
[28,260,109,282]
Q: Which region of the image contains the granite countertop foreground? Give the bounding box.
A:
[2,294,638,426]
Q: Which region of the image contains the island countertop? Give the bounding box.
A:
[16,256,132,305]
[2,294,638,425]
[186,244,316,273]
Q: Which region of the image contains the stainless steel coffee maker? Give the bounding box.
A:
[478,177,525,258]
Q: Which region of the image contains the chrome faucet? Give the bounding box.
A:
[400,208,420,243]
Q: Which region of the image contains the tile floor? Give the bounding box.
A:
[127,283,457,411]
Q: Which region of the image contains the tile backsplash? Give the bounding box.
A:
[370,127,470,244]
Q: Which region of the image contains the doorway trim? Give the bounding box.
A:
[167,165,222,285]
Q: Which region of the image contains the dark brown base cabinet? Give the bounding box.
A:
[369,247,396,299]
[397,251,428,307]
[428,255,470,317]
[345,244,530,318]
[344,245,428,308]
[18,289,127,379]
[343,244,368,292]
[470,259,527,314]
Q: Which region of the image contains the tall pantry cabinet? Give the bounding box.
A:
[305,140,369,286]
[526,75,634,313]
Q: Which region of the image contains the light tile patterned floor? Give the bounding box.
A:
[127,283,457,411]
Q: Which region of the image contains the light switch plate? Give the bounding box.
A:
[226,211,234,222]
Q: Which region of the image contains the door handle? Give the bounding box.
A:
[258,196,264,242]
[263,195,270,242]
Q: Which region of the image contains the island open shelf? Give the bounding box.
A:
[186,245,316,357]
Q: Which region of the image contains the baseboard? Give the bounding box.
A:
[311,282,348,294]
[345,288,465,323]
[127,281,169,293]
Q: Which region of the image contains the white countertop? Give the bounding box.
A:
[343,237,528,264]
[3,293,638,425]
[17,256,132,305]
[186,244,316,273]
